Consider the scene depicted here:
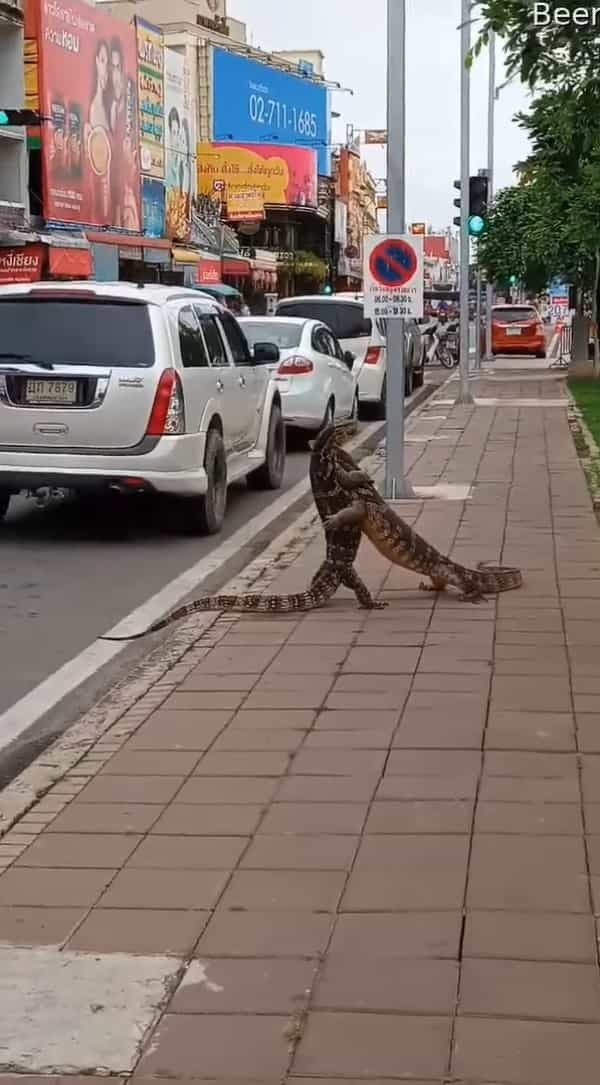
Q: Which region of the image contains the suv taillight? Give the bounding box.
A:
[364,346,382,364]
[146,369,185,436]
[278,356,314,375]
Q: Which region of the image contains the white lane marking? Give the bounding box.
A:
[0,421,385,754]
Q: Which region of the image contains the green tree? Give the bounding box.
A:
[472,0,600,88]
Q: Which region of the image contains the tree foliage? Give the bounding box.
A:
[472,0,600,88]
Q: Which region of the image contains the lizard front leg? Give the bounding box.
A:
[323,500,367,532]
[337,466,371,490]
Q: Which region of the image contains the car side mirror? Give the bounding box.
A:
[343,350,355,368]
[252,341,280,364]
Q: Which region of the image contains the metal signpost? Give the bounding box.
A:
[379,0,417,500]
[457,0,474,404]
[485,31,495,362]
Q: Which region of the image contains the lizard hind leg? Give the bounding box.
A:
[419,575,449,594]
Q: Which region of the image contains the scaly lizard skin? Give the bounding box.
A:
[308,422,386,610]
[100,426,381,642]
[326,445,522,602]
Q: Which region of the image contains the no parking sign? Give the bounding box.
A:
[363,234,424,319]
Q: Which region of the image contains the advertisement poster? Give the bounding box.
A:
[142,177,165,238]
[164,48,192,240]
[198,142,317,208]
[226,188,264,222]
[38,0,141,230]
[212,48,330,175]
[136,18,164,179]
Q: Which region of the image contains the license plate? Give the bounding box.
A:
[25,379,77,405]
[506,327,521,336]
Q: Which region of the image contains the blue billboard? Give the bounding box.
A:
[212,48,331,176]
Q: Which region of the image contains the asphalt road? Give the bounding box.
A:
[0,438,317,715]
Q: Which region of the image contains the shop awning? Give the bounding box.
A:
[194,283,241,300]
[85,231,171,251]
[172,246,202,265]
[49,246,92,279]
[222,256,251,277]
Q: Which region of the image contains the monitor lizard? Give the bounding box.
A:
[325,444,522,602]
[100,424,383,642]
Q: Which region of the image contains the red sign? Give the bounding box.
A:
[197,258,221,285]
[37,0,141,230]
[369,238,418,288]
[0,245,44,283]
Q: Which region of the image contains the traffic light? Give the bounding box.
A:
[453,180,461,228]
[321,283,333,295]
[0,109,41,126]
[468,175,488,237]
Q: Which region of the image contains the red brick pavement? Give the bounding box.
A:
[1,368,600,1084]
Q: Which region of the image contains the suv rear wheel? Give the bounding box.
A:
[373,376,387,420]
[247,403,286,491]
[177,428,227,535]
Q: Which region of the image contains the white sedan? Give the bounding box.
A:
[239,316,359,432]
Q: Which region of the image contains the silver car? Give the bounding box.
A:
[0,282,285,534]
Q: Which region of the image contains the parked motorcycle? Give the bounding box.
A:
[422,319,459,369]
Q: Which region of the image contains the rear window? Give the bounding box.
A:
[276,300,371,340]
[0,299,155,367]
[241,321,303,350]
[493,307,537,324]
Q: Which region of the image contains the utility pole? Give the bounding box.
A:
[384,0,415,499]
[485,30,495,361]
[457,0,474,404]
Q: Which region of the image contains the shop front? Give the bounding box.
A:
[86,232,171,282]
[0,234,92,284]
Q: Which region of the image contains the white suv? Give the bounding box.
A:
[275,293,424,418]
[0,282,286,534]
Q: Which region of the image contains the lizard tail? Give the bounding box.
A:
[100,587,336,641]
[444,559,522,594]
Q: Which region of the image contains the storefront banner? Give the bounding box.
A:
[198,142,317,208]
[39,0,141,231]
[197,257,221,285]
[136,18,164,180]
[0,245,44,284]
[226,187,264,222]
[164,48,192,240]
[142,177,165,238]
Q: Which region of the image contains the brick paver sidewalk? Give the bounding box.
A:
[1,364,600,1084]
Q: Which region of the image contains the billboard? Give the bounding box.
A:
[164,48,192,240]
[198,142,317,208]
[142,177,165,238]
[136,18,164,180]
[38,0,141,230]
[212,47,330,175]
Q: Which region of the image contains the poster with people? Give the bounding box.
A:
[38,0,141,230]
[164,48,192,240]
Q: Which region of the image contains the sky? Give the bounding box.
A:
[227,0,531,232]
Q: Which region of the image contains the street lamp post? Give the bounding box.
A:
[485,30,495,361]
[384,0,415,499]
[457,0,474,404]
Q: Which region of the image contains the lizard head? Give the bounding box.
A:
[308,421,356,453]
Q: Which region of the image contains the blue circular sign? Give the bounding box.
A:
[369,238,417,288]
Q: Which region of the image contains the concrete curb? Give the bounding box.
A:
[0,378,447,839]
[567,391,600,509]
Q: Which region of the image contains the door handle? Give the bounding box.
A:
[238,375,246,387]
[216,379,224,393]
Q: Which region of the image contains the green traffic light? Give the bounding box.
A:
[0,112,8,125]
[321,284,333,295]
[509,275,518,286]
[468,215,485,237]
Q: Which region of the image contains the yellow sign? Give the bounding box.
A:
[410,222,426,235]
[198,142,317,208]
[227,187,264,222]
[24,39,39,112]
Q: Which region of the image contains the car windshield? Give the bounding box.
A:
[0,299,155,367]
[493,307,537,324]
[241,321,303,350]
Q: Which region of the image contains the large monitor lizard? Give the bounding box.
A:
[100,425,382,642]
[325,444,522,602]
